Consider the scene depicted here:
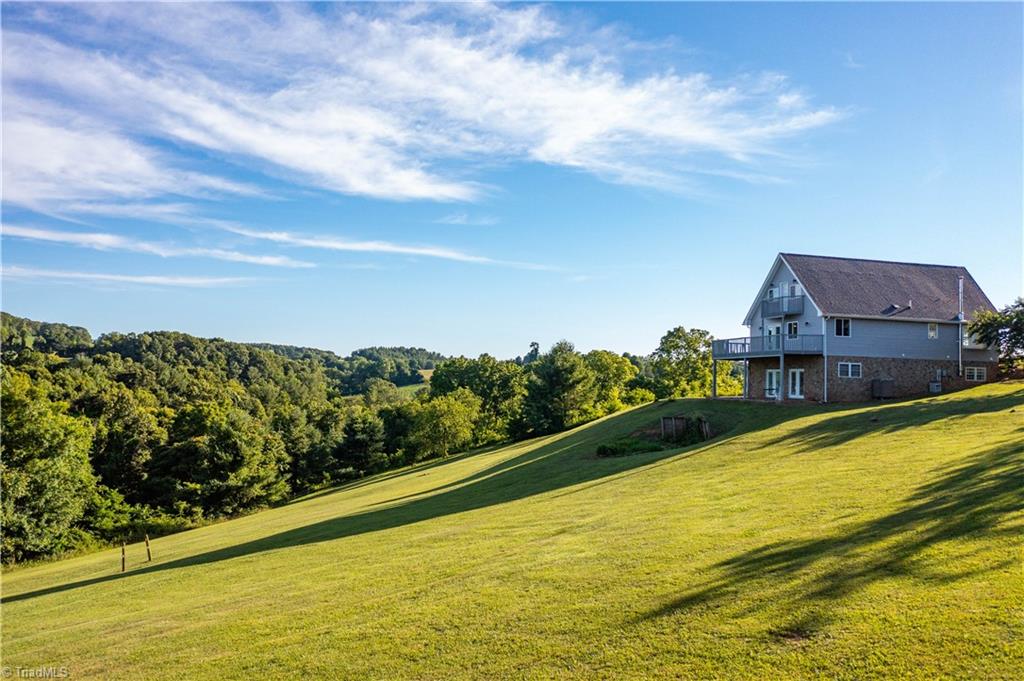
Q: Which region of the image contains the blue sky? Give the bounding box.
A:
[2,2,1021,357]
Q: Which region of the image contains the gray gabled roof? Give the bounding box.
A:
[780,253,996,322]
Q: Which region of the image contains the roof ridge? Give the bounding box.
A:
[781,252,967,270]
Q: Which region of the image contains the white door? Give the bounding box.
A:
[788,369,804,399]
[766,325,781,351]
[766,369,781,399]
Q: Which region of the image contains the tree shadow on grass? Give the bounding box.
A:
[282,439,513,507]
[640,436,1024,634]
[765,386,1024,454]
[4,400,770,605]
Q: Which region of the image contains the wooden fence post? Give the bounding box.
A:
[144,534,152,562]
[121,542,126,573]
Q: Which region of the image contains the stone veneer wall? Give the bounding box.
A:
[744,355,997,403]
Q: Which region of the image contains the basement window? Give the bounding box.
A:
[927,323,938,339]
[834,318,851,337]
[964,366,987,382]
[838,362,862,379]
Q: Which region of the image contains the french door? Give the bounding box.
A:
[765,369,781,399]
[788,368,804,399]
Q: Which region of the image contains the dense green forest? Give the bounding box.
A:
[0,313,739,563]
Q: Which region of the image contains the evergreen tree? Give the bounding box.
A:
[520,341,598,435]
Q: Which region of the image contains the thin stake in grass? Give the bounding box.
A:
[144,534,152,562]
[120,542,126,573]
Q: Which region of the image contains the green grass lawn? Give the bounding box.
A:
[396,370,433,397]
[3,383,1022,679]
[396,382,429,398]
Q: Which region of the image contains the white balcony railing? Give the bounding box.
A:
[712,334,824,359]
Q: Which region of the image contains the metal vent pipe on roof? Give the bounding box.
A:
[958,276,964,377]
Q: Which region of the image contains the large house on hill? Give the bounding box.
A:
[711,253,999,402]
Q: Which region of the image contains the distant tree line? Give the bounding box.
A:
[0,314,739,563]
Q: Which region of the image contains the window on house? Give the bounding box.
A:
[962,333,984,348]
[765,369,781,398]
[834,318,851,337]
[838,362,862,379]
[927,323,938,339]
[964,366,987,382]
[787,322,799,338]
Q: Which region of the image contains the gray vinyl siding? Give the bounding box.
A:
[744,256,998,364]
[826,318,998,362]
[747,260,820,337]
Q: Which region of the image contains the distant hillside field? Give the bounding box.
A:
[396,369,434,397]
[3,383,1021,679]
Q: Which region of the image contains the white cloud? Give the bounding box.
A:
[1,115,259,211]
[58,202,198,221]
[1,265,252,288]
[2,224,314,268]
[434,213,499,226]
[220,224,491,264]
[211,222,557,271]
[11,206,549,270]
[2,2,841,207]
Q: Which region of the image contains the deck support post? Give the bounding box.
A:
[712,360,718,399]
[822,316,829,403]
[779,345,785,402]
[743,360,749,399]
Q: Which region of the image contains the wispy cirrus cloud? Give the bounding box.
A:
[219,223,558,271]
[38,202,550,269]
[1,2,839,285]
[2,2,840,209]
[1,265,252,288]
[435,213,500,227]
[221,224,492,264]
[1,115,260,212]
[2,224,314,268]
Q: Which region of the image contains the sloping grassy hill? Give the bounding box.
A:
[3,383,1022,679]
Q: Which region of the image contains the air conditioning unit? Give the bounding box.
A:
[928,381,942,394]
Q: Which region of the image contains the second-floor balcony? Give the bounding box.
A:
[761,294,804,318]
[712,334,824,359]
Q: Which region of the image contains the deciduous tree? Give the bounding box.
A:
[969,299,1024,372]
[1,368,97,563]
[412,388,482,459]
[651,327,715,398]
